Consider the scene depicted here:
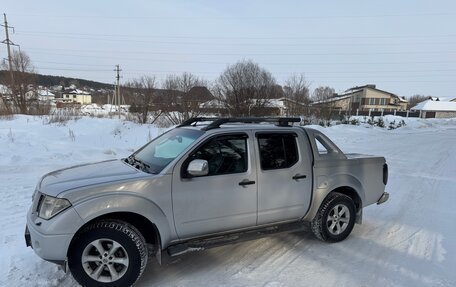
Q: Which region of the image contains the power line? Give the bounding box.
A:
[33,60,115,67]
[15,29,456,40]
[15,32,456,49]
[35,67,112,72]
[34,66,456,74]
[31,59,456,67]
[8,12,456,20]
[20,39,456,48]
[27,49,455,57]
[34,67,455,83]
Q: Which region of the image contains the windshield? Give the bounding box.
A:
[129,128,203,174]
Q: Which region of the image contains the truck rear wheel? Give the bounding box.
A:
[311,192,356,242]
[68,220,148,287]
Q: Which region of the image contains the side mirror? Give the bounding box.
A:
[187,159,208,177]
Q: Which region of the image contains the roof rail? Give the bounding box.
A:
[176,117,221,128]
[177,117,301,130]
[199,117,301,131]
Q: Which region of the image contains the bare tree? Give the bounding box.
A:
[311,86,337,123]
[213,60,277,116]
[408,94,431,109]
[312,86,336,102]
[283,74,310,116]
[124,76,162,124]
[1,50,36,114]
[161,72,208,124]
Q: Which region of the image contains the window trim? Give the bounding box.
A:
[255,132,300,171]
[181,132,249,178]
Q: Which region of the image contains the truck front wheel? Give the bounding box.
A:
[68,220,148,287]
[311,192,356,242]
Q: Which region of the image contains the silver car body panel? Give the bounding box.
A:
[254,129,313,225]
[26,124,387,263]
[26,205,84,261]
[301,128,385,221]
[63,174,177,247]
[172,130,258,239]
[38,159,144,197]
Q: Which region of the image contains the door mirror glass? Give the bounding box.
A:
[187,159,209,176]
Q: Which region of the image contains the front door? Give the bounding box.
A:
[172,132,257,239]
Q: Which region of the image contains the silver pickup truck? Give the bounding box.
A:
[25,117,389,287]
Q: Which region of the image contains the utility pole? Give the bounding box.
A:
[114,65,122,119]
[1,13,19,112]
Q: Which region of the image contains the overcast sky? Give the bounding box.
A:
[2,0,455,99]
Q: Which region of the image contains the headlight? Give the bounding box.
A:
[38,196,71,220]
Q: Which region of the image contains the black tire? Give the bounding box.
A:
[311,192,356,242]
[68,220,148,287]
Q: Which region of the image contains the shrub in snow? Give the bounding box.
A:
[68,129,76,142]
[7,128,14,142]
[376,118,385,128]
[45,109,82,126]
[318,120,331,127]
[350,118,360,126]
[388,120,396,130]
[112,127,122,138]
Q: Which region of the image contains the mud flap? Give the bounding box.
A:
[153,230,162,265]
[24,226,32,247]
[155,242,162,265]
[356,208,363,224]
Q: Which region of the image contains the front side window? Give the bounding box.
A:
[188,134,248,176]
[258,133,299,170]
[131,128,203,174]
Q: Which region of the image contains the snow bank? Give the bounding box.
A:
[1,115,455,287]
[80,104,130,116]
[0,116,164,286]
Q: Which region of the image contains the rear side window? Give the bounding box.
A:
[258,133,299,170]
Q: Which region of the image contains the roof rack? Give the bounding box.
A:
[177,117,301,131]
[176,117,221,127]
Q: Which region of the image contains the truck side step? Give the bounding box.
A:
[167,221,308,257]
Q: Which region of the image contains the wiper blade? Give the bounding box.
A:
[125,155,155,173]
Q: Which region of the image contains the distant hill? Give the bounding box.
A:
[0,70,113,91]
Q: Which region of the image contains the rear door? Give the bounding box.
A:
[172,132,258,239]
[255,130,312,225]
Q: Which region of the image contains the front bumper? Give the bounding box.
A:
[25,221,74,262]
[25,206,84,263]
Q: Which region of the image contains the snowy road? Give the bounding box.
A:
[1,116,455,287]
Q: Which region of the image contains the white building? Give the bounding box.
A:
[61,89,92,105]
[411,100,456,118]
[0,84,12,100]
[37,89,56,104]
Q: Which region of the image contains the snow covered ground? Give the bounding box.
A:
[0,115,455,287]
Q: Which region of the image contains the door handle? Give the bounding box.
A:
[239,180,256,186]
[292,174,307,180]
